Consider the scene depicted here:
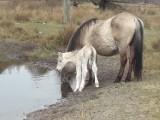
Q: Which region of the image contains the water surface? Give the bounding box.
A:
[0,62,61,120]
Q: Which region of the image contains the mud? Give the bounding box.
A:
[26,55,160,120]
[26,56,122,120]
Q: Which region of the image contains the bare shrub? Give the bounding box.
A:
[0,19,15,28]
[42,25,76,51]
[55,25,76,46]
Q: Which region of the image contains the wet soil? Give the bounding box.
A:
[26,54,160,120]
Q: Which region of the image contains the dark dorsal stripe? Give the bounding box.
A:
[67,18,97,52]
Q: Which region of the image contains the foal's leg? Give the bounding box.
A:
[86,69,93,86]
[125,45,135,82]
[114,49,127,83]
[79,64,88,91]
[74,66,81,92]
[92,61,99,88]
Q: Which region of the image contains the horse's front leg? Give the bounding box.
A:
[114,51,127,83]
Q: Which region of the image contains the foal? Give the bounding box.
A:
[56,45,99,92]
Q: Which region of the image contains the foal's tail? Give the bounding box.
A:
[132,18,144,79]
[91,46,97,64]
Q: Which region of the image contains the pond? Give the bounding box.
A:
[0,62,62,120]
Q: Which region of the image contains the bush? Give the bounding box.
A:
[42,25,76,51]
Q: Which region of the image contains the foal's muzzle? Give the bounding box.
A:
[56,67,62,72]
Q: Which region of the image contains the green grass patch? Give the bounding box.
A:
[17,22,67,36]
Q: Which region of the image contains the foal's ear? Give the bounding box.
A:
[58,52,62,56]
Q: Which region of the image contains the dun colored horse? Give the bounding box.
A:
[67,12,144,83]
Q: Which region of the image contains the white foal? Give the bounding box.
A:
[56,45,99,92]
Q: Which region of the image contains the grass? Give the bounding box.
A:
[144,29,160,50]
[17,22,67,36]
[0,1,160,62]
[59,78,160,120]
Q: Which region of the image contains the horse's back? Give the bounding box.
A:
[89,19,119,56]
[111,12,137,47]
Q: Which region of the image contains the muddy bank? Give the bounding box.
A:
[0,40,58,68]
[0,40,36,61]
[27,55,160,120]
[26,56,120,120]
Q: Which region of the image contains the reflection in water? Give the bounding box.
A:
[0,62,61,120]
[25,65,49,80]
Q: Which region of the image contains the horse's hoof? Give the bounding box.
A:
[114,76,122,83]
[125,79,131,82]
[125,76,131,82]
[114,80,121,83]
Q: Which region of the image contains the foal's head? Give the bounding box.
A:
[56,52,66,72]
[56,52,77,72]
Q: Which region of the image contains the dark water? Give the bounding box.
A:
[0,62,62,120]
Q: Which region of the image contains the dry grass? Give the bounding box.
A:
[41,25,76,51]
[0,1,160,61]
[152,36,160,51]
[124,4,160,29]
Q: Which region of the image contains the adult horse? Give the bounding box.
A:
[67,12,144,83]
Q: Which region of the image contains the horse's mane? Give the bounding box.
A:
[67,18,98,52]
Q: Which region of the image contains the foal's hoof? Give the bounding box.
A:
[95,84,99,88]
[79,89,82,92]
[74,88,78,92]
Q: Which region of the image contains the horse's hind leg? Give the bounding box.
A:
[125,45,135,82]
[114,49,127,83]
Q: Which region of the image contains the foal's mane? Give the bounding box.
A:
[67,18,98,52]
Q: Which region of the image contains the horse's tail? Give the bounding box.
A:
[132,18,144,79]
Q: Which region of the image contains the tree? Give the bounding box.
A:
[91,0,121,10]
[91,0,111,9]
[63,0,71,24]
[73,0,78,7]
